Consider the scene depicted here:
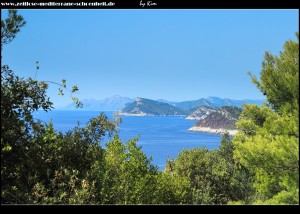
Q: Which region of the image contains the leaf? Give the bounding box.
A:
[71,85,78,93]
[58,88,64,96]
[62,79,66,88]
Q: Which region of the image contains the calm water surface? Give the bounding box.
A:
[34,110,221,170]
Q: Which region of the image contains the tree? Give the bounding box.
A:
[165,147,233,204]
[218,133,255,204]
[100,134,177,204]
[1,10,54,203]
[233,33,299,204]
[248,32,299,113]
[219,133,234,165]
[1,10,111,204]
[1,9,26,46]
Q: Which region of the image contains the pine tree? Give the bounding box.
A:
[233,33,299,204]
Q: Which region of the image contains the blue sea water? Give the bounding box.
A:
[33,110,221,170]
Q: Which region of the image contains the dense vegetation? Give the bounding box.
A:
[232,32,299,204]
[1,10,298,205]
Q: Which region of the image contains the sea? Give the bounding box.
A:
[33,110,221,170]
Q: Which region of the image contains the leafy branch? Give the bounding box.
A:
[34,60,82,108]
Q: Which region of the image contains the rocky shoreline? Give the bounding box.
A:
[118,112,153,116]
[189,126,237,136]
[185,116,197,120]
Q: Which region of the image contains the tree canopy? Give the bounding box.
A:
[233,33,299,204]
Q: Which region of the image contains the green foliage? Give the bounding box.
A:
[101,134,158,204]
[219,133,234,164]
[164,134,255,205]
[248,33,299,113]
[227,200,245,205]
[219,134,255,204]
[165,148,232,204]
[234,104,273,136]
[1,9,26,46]
[1,65,53,203]
[123,98,186,116]
[233,33,299,204]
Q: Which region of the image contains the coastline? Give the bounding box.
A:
[118,112,153,116]
[188,126,237,136]
[118,112,186,117]
[185,116,197,120]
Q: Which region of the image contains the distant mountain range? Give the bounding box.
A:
[58,95,264,112]
[162,96,263,110]
[58,95,134,111]
[58,95,262,135]
[120,97,246,119]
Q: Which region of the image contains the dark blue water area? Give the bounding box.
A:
[33,110,221,170]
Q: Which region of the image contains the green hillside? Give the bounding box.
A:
[122,98,187,116]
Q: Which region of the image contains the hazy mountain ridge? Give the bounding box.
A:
[58,95,134,111]
[58,95,264,112]
[171,96,263,110]
[58,96,256,135]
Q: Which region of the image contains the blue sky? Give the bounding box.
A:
[2,9,299,107]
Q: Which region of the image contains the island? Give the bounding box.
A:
[188,106,242,135]
[119,97,186,116]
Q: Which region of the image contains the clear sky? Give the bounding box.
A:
[2,9,299,107]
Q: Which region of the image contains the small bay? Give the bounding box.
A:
[34,110,221,170]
